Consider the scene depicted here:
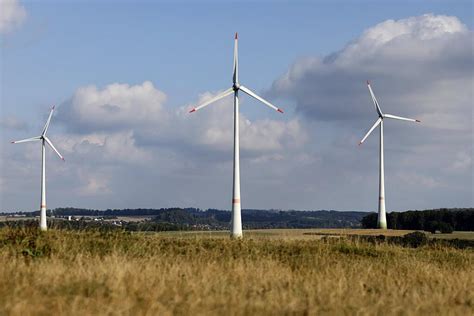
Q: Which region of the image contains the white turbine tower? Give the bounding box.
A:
[359,81,420,229]
[11,105,65,231]
[189,33,284,238]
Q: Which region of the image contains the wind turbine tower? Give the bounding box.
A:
[359,81,420,229]
[11,106,65,231]
[189,33,284,238]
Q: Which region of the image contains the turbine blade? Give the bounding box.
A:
[188,88,234,113]
[42,105,56,136]
[233,32,238,84]
[384,114,420,123]
[239,85,284,113]
[44,136,65,161]
[359,117,382,145]
[366,81,383,117]
[11,136,42,144]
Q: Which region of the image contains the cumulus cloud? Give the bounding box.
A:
[337,14,467,63]
[271,14,472,124]
[59,81,168,132]
[58,82,306,156]
[0,0,27,34]
[57,131,152,165]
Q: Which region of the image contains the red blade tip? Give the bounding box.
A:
[277,108,284,113]
[11,141,15,144]
[235,32,238,39]
[358,141,362,146]
[52,105,56,109]
[62,157,65,161]
[189,108,196,113]
[416,119,421,122]
[366,80,370,85]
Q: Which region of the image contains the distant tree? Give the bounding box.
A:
[438,222,454,234]
[401,232,429,248]
[361,213,377,228]
[387,212,398,229]
[362,209,472,232]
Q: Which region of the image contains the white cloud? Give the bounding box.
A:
[0,0,26,34]
[337,14,467,63]
[58,83,307,156]
[61,81,168,132]
[57,131,152,165]
[271,14,472,124]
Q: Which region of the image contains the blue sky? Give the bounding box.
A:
[3,1,472,115]
[1,0,472,212]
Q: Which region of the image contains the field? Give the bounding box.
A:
[157,228,474,240]
[1,228,473,315]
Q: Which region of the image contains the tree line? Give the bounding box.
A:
[5,207,472,232]
[361,208,473,232]
[4,207,367,229]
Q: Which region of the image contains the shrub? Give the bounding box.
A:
[438,222,454,234]
[401,231,429,248]
[425,221,454,234]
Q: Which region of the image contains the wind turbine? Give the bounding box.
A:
[359,81,420,229]
[11,106,65,231]
[189,33,283,238]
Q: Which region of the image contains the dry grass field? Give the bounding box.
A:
[1,227,473,315]
[158,228,474,240]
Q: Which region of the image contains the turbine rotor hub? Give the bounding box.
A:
[233,83,240,91]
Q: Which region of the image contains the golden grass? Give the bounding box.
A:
[1,228,473,315]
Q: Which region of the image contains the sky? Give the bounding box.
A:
[0,0,472,212]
